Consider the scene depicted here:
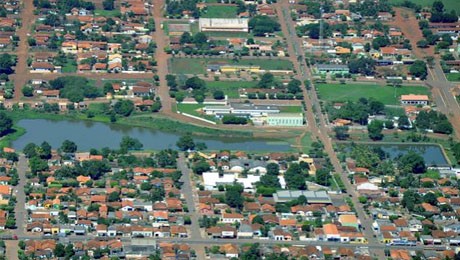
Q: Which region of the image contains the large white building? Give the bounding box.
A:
[202,171,285,191]
[199,18,249,32]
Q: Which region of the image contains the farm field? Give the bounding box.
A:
[169,58,294,74]
[316,83,430,105]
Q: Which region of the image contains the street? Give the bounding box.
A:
[177,153,206,259]
[275,1,384,258]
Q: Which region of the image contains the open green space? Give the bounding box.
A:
[201,5,238,18]
[447,73,460,82]
[389,0,460,13]
[61,58,77,73]
[279,106,303,113]
[176,103,218,122]
[206,80,258,98]
[169,58,294,74]
[316,83,430,105]
[94,9,121,17]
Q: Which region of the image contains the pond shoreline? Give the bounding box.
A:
[337,141,451,167]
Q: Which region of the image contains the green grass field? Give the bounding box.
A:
[61,59,77,73]
[169,58,294,74]
[279,106,303,113]
[316,83,430,105]
[94,9,121,17]
[389,0,460,13]
[177,103,218,122]
[201,6,237,18]
[447,73,460,82]
[206,81,258,98]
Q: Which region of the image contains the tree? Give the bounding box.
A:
[333,126,349,140]
[0,53,15,75]
[176,135,195,151]
[213,90,225,100]
[22,86,34,97]
[108,191,120,202]
[398,115,410,129]
[102,0,114,10]
[185,76,206,90]
[284,163,306,190]
[103,82,114,94]
[315,168,330,186]
[120,136,143,151]
[399,151,426,174]
[192,160,210,175]
[266,163,279,176]
[114,100,134,116]
[23,143,37,158]
[180,32,193,44]
[54,243,66,257]
[287,79,302,94]
[64,244,75,258]
[258,174,281,188]
[39,141,52,159]
[249,16,280,36]
[61,140,77,153]
[402,189,421,211]
[348,58,375,76]
[258,73,275,88]
[423,192,437,205]
[225,184,244,209]
[240,243,261,260]
[417,40,429,48]
[252,215,264,224]
[222,115,248,125]
[367,120,384,141]
[0,112,12,137]
[410,60,428,79]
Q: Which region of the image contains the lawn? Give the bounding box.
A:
[61,58,77,73]
[279,106,303,113]
[94,9,121,17]
[169,58,294,74]
[206,80,258,98]
[201,5,237,18]
[316,83,430,105]
[447,73,460,82]
[389,0,460,13]
[177,103,218,122]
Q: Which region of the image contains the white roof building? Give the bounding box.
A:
[199,18,249,32]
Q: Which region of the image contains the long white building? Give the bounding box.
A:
[199,18,249,32]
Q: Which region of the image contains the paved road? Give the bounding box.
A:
[10,233,430,251]
[275,1,384,258]
[177,153,205,258]
[5,155,28,260]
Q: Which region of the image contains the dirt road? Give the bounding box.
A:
[12,0,35,99]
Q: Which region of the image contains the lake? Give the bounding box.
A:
[12,119,291,152]
[369,143,449,167]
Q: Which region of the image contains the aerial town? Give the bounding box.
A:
[0,0,459,259]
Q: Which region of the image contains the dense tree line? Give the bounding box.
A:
[329,97,385,125]
[429,1,458,23]
[49,76,102,103]
[249,16,281,36]
[222,115,248,125]
[415,110,453,134]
